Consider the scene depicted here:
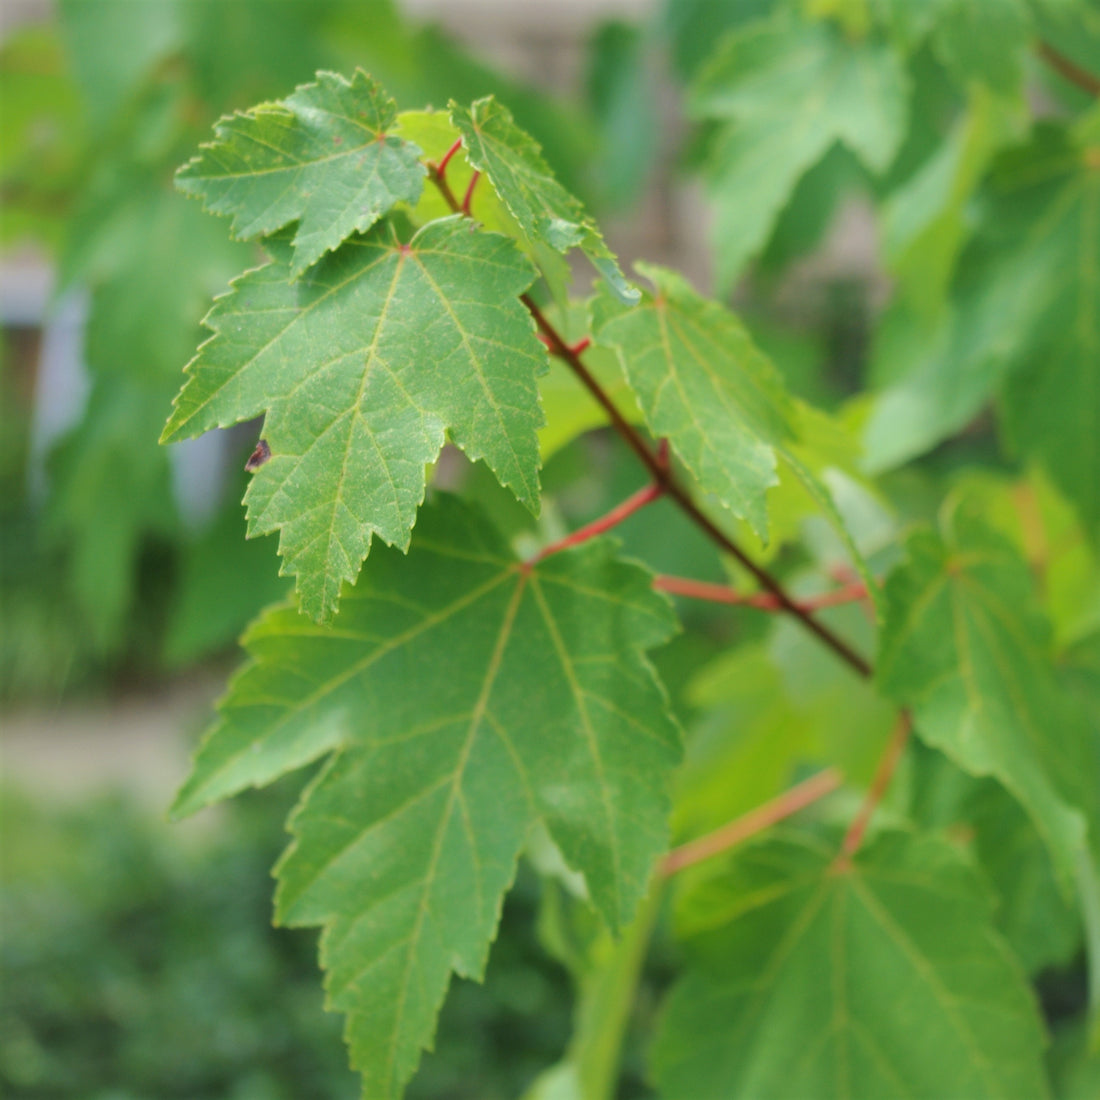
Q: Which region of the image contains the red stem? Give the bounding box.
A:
[523,294,872,679]
[836,712,914,865]
[461,170,480,215]
[435,138,463,179]
[423,157,873,681]
[662,769,843,876]
[531,483,663,563]
[654,575,869,613]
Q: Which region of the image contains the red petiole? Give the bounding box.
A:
[654,575,869,613]
[529,482,663,564]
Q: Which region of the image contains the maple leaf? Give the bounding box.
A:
[654,830,1050,1099]
[591,263,878,604]
[690,15,908,288]
[877,512,1095,889]
[161,216,547,622]
[172,496,681,1098]
[450,95,639,303]
[176,69,426,276]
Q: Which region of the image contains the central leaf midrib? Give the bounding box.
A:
[383,568,530,1090]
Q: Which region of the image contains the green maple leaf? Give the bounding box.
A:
[591,263,877,601]
[690,14,908,288]
[449,95,639,303]
[910,753,1082,975]
[161,216,547,623]
[653,829,1050,1099]
[877,512,1093,889]
[176,69,426,276]
[172,496,681,1098]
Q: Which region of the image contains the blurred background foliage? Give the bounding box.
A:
[3,0,1100,1096]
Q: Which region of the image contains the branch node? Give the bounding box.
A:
[836,712,914,867]
[435,137,463,179]
[531,482,663,563]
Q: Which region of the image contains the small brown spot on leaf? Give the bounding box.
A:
[245,439,271,471]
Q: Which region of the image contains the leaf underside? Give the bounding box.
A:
[877,513,1094,889]
[173,497,681,1098]
[654,830,1049,1100]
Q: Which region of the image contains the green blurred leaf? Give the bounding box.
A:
[173,496,680,1097]
[662,0,779,77]
[877,511,1094,889]
[1050,1021,1100,1100]
[0,24,85,247]
[654,829,1050,1099]
[866,113,1100,522]
[585,21,658,208]
[690,14,908,288]
[928,0,1031,95]
[674,645,820,840]
[176,69,426,276]
[908,747,1082,974]
[882,86,1023,317]
[162,218,546,623]
[163,475,290,666]
[57,0,185,126]
[943,470,1100,647]
[47,377,177,653]
[871,0,1031,94]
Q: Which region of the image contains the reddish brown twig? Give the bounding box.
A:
[461,170,480,215]
[435,138,463,179]
[521,294,873,679]
[1038,41,1100,97]
[662,769,843,876]
[836,712,914,866]
[424,158,873,681]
